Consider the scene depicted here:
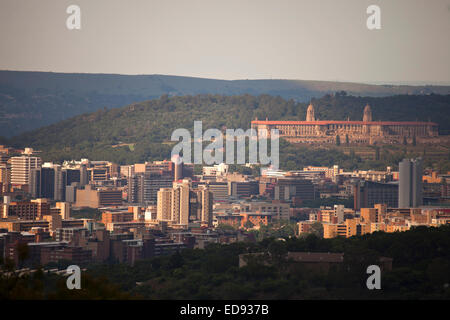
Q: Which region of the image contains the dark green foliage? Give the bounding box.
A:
[71,207,102,220]
[2,226,450,299]
[79,225,450,300]
[0,269,130,300]
[300,197,354,209]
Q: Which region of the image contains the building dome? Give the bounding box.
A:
[363,104,372,122]
[306,103,315,122]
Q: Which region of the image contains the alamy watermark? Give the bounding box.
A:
[66,5,81,30]
[366,265,381,290]
[65,4,381,31]
[367,5,381,30]
[171,121,279,170]
[66,264,81,290]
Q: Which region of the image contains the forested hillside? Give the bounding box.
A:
[9,93,450,170]
[2,226,449,299]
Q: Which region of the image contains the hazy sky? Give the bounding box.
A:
[0,0,449,84]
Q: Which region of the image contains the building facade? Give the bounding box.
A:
[251,104,438,144]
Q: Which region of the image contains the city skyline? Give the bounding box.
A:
[1,0,450,304]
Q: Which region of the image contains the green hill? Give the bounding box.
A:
[9,93,450,171]
[2,70,450,137]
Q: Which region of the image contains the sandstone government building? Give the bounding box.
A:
[251,104,439,144]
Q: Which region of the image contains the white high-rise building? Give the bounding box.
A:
[11,155,41,189]
[156,179,192,226]
[171,180,190,226]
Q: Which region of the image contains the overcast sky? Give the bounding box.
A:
[0,0,449,84]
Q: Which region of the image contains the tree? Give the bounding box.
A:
[268,240,288,263]
[217,223,236,233]
[310,222,324,238]
[17,242,30,268]
[244,220,255,229]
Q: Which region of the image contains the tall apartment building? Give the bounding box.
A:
[0,163,11,193]
[11,155,41,191]
[192,186,213,226]
[156,180,212,226]
[171,180,190,226]
[399,158,423,208]
[157,188,173,221]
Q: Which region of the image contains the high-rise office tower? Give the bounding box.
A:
[156,179,191,226]
[399,158,423,208]
[79,164,88,187]
[11,155,41,190]
[128,173,173,204]
[196,186,213,227]
[64,168,81,186]
[30,163,65,201]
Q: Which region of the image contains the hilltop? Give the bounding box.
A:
[1,70,450,137]
[9,93,450,171]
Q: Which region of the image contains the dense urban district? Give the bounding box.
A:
[0,92,449,299]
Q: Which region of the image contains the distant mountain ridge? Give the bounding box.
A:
[1,70,450,137]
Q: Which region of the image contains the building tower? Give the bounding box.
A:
[306,103,315,122]
[11,155,41,191]
[171,180,190,226]
[171,154,184,181]
[0,164,11,193]
[156,188,173,221]
[399,158,423,208]
[196,186,213,227]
